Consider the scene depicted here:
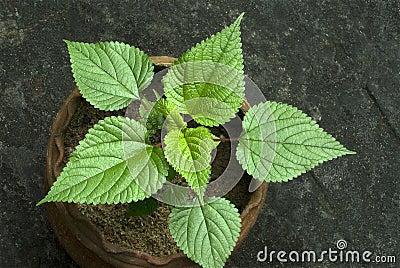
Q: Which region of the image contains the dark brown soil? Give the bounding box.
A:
[77,202,178,255]
[63,99,251,256]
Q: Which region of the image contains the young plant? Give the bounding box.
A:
[38,13,355,268]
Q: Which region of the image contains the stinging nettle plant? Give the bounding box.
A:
[38,13,355,268]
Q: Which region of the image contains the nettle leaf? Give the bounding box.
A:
[180,166,211,197]
[164,126,216,188]
[66,40,154,111]
[37,116,168,205]
[169,198,241,268]
[237,102,356,182]
[152,92,177,118]
[163,14,245,126]
[151,96,186,131]
[139,98,164,137]
[182,86,242,127]
[139,95,183,135]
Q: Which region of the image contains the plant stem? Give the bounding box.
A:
[213,137,239,142]
[154,142,164,147]
[153,137,238,147]
[139,98,151,111]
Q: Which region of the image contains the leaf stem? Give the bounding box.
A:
[139,98,151,111]
[213,137,239,142]
[154,137,237,147]
[154,142,165,147]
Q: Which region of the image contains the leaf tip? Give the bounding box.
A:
[63,39,72,46]
[234,12,245,24]
[36,197,49,206]
[345,149,357,155]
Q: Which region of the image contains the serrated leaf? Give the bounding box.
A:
[139,98,164,137]
[126,197,158,217]
[139,95,185,134]
[160,184,191,207]
[237,102,356,182]
[169,198,241,268]
[165,109,186,131]
[174,13,244,70]
[153,93,177,118]
[66,40,154,111]
[37,116,168,205]
[177,166,211,188]
[184,88,242,126]
[152,96,186,131]
[163,14,245,126]
[164,126,216,188]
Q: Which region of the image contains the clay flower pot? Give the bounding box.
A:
[43,56,268,268]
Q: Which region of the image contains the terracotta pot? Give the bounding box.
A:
[44,56,268,268]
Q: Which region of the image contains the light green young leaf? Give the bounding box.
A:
[139,98,164,137]
[237,102,356,182]
[37,116,168,205]
[152,95,186,131]
[66,40,154,111]
[165,109,186,131]
[139,95,184,135]
[179,166,211,197]
[163,14,245,126]
[183,87,242,127]
[169,198,241,268]
[152,92,177,117]
[164,126,216,188]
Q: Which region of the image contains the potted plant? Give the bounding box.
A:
[38,13,355,268]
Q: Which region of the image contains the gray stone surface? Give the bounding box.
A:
[0,0,399,267]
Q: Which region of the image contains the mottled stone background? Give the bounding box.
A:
[1,1,399,267]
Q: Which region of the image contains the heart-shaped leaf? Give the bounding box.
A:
[164,126,216,188]
[237,102,356,182]
[38,116,168,205]
[66,40,154,111]
[163,14,245,126]
[169,198,241,268]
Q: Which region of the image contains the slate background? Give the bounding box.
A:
[1,0,399,267]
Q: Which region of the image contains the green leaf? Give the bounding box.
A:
[37,116,168,205]
[126,197,158,217]
[65,40,154,111]
[164,126,216,188]
[183,86,242,126]
[174,13,244,70]
[139,95,184,134]
[163,14,245,126]
[169,198,241,268]
[237,102,356,182]
[139,97,164,137]
[152,95,186,131]
[161,184,191,206]
[152,92,177,118]
[165,109,187,131]
[178,166,211,189]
